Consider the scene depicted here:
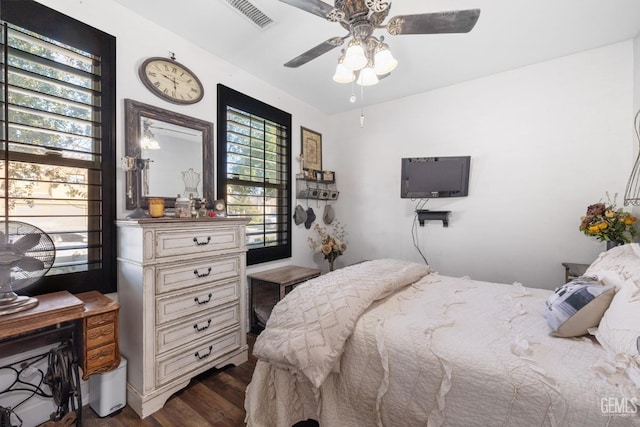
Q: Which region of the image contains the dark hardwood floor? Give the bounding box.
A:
[81,334,318,427]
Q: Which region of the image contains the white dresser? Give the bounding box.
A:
[116,217,250,418]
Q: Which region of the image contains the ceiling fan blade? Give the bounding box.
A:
[277,0,334,19]
[11,233,41,252]
[386,9,481,35]
[284,36,347,68]
[15,256,45,272]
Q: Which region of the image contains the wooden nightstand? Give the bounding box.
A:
[248,265,321,333]
[561,262,590,283]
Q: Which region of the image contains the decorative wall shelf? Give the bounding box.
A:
[296,178,339,200]
[416,210,451,227]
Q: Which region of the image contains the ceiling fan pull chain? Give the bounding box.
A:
[359,84,365,128]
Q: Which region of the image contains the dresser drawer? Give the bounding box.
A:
[156,279,240,325]
[86,323,115,349]
[155,255,240,294]
[86,342,118,371]
[155,226,243,259]
[156,328,242,386]
[156,303,240,354]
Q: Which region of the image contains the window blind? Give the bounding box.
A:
[0,0,116,295]
[217,85,292,265]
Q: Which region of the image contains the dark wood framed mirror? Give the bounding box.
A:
[124,99,214,210]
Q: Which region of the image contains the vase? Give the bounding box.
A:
[606,240,625,250]
[329,259,335,272]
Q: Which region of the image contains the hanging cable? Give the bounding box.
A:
[411,199,430,265]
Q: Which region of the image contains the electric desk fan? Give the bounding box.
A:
[0,221,55,315]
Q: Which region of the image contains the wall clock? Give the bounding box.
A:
[138,55,204,105]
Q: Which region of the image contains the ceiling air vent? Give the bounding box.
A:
[224,0,274,29]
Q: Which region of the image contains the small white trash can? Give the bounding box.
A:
[89,356,127,417]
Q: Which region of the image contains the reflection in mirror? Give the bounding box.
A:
[140,117,203,198]
[124,99,214,211]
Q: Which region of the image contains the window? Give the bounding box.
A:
[217,85,291,265]
[0,0,116,295]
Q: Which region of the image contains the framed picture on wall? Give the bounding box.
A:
[301,127,322,171]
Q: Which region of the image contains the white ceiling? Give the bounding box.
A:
[112,0,640,114]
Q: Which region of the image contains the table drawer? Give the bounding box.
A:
[86,342,117,371]
[155,255,241,294]
[156,328,242,386]
[156,303,240,354]
[86,323,115,349]
[156,279,240,325]
[86,311,116,328]
[155,226,242,259]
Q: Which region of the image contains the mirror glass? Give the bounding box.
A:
[124,99,214,210]
[141,117,203,197]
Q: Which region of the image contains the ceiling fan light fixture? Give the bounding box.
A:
[333,60,355,83]
[356,64,378,86]
[343,39,367,71]
[374,45,397,75]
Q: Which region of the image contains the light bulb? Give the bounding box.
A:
[333,62,355,83]
[356,66,379,86]
[343,39,367,71]
[374,47,398,75]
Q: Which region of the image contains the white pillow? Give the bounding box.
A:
[595,277,640,360]
[543,277,615,337]
[584,243,640,289]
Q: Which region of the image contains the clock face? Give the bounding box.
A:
[139,57,204,105]
[214,200,226,212]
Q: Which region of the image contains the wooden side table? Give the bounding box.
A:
[248,265,321,333]
[0,291,120,380]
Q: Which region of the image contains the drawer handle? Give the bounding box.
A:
[193,267,212,278]
[193,319,212,332]
[194,293,212,305]
[195,345,213,360]
[89,348,114,360]
[193,236,211,246]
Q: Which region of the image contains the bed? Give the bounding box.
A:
[245,251,640,427]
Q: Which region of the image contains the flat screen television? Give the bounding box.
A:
[400,156,470,198]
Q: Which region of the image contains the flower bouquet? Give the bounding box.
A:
[579,194,638,246]
[308,221,347,271]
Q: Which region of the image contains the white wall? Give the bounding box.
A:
[326,41,635,290]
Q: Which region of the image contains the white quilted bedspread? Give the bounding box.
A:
[252,259,431,388]
[246,266,640,427]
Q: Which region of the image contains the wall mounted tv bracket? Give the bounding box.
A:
[416,210,451,227]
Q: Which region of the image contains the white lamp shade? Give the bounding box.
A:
[343,41,367,71]
[374,48,398,75]
[356,66,379,86]
[333,62,355,83]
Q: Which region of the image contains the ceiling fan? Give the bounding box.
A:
[279,0,481,85]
